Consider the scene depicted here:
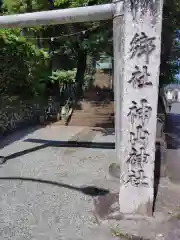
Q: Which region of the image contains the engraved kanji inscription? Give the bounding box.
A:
[128,0,159,20]
[126,145,150,187]
[137,146,150,164]
[127,101,138,125]
[128,65,152,88]
[137,99,152,126]
[127,99,152,126]
[126,98,151,187]
[130,32,156,63]
[130,126,149,147]
[127,147,137,165]
[127,147,149,166]
[125,169,148,187]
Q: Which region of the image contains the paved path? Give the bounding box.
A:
[1,111,180,240]
[0,125,120,240]
[165,102,180,183]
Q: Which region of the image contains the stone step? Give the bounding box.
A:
[53,99,115,127]
[70,114,113,120]
[69,102,114,126]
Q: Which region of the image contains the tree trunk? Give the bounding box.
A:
[0,0,3,13]
[75,49,87,97]
[26,0,32,12]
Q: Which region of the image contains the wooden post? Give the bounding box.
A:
[113,0,164,215]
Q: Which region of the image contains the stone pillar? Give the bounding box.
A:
[113,0,164,215]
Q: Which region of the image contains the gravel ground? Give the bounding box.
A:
[1,122,180,240]
[0,125,119,240]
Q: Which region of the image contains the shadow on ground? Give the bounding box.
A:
[0,176,109,197]
[0,125,44,150]
[0,138,115,164]
[24,138,115,150]
[0,140,162,215]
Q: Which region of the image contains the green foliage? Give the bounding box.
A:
[0,29,49,97]
[2,0,180,91]
[2,0,112,95]
[49,69,76,84]
[159,0,180,86]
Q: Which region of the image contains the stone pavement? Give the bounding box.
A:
[0,124,180,239]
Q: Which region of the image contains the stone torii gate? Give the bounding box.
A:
[0,0,164,215]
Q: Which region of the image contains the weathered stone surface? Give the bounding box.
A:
[113,0,164,214]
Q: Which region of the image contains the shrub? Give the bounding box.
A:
[0,29,49,98]
[49,69,76,84]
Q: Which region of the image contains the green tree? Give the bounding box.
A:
[3,0,112,97]
[160,0,180,86]
[0,29,49,97]
[2,0,180,92]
